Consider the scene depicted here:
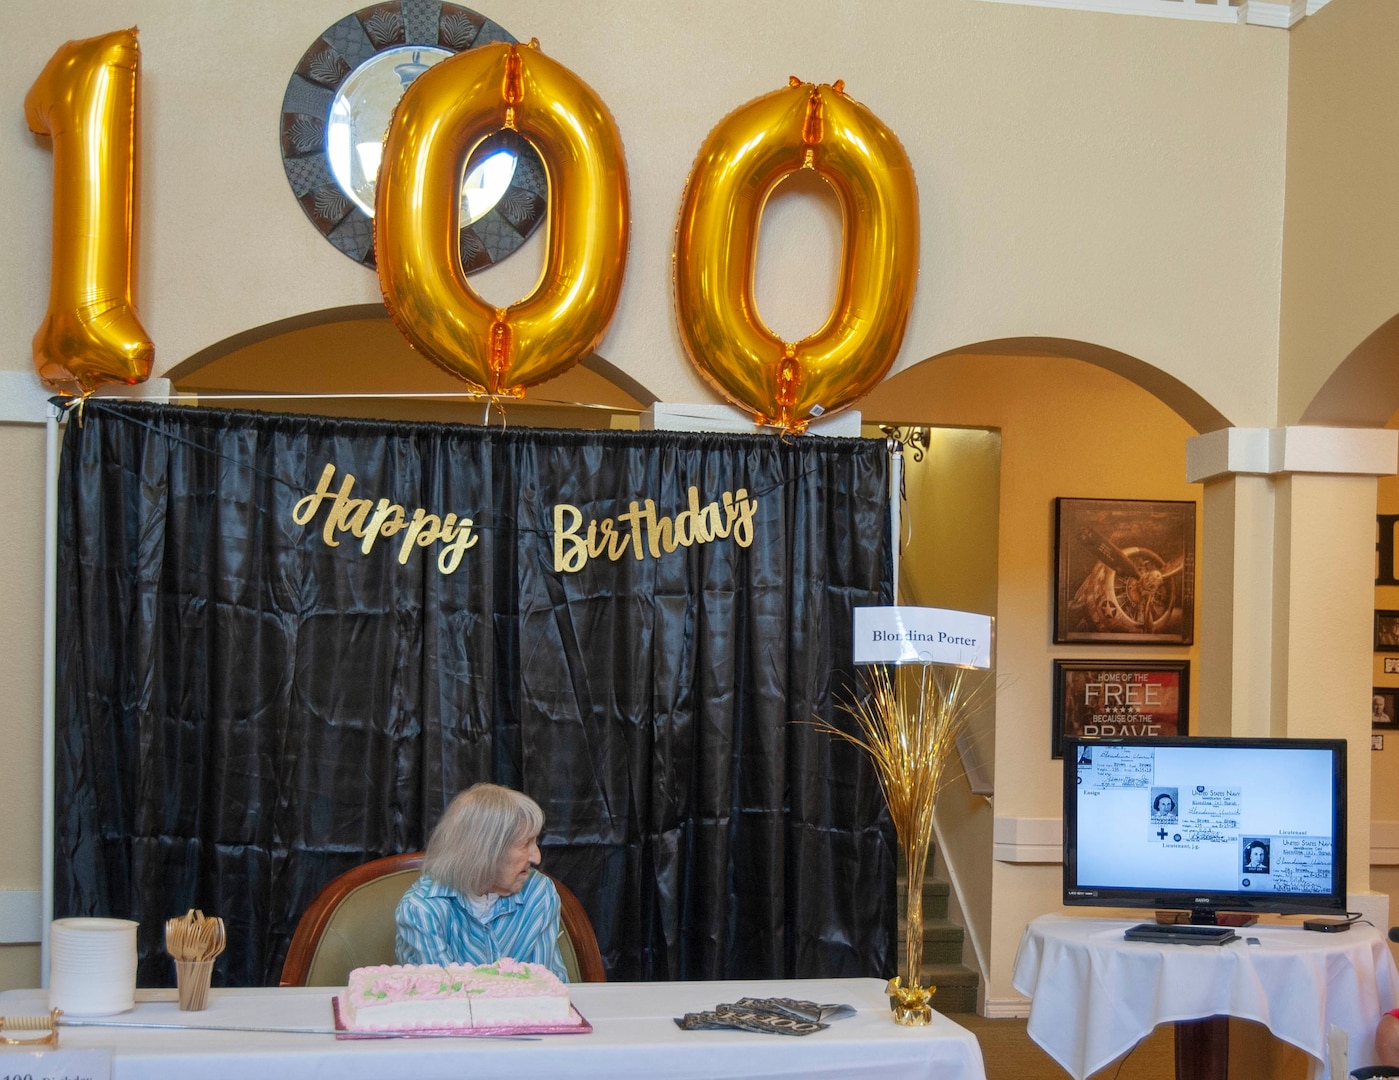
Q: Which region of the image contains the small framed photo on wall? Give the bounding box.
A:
[1052,659,1190,759]
[1376,611,1399,652]
[1053,498,1195,645]
[1373,688,1399,729]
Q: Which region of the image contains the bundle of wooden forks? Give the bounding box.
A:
[164,909,226,1010]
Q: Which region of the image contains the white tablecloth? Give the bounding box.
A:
[1012,915,1399,1080]
[0,977,986,1080]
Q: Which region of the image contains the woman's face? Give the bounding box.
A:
[491,829,541,895]
[1157,795,1174,814]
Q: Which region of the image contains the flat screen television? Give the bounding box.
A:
[1063,735,1347,923]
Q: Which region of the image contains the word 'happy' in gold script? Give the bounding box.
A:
[554,486,758,573]
[292,463,479,573]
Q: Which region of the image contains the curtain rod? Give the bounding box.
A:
[98,389,645,413]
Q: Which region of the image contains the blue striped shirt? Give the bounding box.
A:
[394,868,567,981]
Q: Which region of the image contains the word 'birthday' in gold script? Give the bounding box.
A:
[292,463,480,574]
[554,486,758,573]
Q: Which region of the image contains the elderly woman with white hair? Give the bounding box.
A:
[394,783,567,980]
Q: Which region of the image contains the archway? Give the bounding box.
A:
[939,337,1229,434]
[1300,313,1399,428]
[861,340,1206,1015]
[1296,314,1399,949]
[162,305,655,429]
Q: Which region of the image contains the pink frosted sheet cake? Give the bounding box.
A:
[338,959,583,1032]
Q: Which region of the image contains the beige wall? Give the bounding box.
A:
[1282,0,1399,427]
[0,425,46,988]
[3,1,1292,420]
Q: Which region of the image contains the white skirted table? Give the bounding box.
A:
[0,977,986,1080]
[1012,914,1399,1080]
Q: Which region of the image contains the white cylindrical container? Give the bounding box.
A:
[48,917,138,1016]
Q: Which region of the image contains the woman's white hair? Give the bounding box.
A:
[423,783,544,897]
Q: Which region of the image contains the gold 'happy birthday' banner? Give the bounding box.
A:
[292,464,758,576]
[291,464,481,574]
[553,486,758,573]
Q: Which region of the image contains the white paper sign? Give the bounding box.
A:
[852,606,993,668]
[0,1048,111,1080]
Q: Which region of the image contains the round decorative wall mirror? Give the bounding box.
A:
[279,2,545,271]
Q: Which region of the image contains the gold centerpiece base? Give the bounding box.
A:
[886,976,934,1026]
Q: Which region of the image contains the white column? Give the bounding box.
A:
[1198,472,1276,738]
[1188,425,1398,894]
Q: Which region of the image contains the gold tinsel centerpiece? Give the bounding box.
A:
[822,662,991,1025]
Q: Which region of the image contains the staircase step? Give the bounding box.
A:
[892,854,978,1014]
[895,917,964,966]
[882,963,979,1016]
[922,963,979,1015]
[895,877,950,921]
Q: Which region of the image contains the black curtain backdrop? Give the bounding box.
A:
[55,401,894,987]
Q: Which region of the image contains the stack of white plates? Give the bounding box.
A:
[49,917,138,1016]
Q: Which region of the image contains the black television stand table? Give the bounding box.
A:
[1013,915,1399,1080]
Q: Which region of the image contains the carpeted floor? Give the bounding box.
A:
[945,1013,1317,1080]
[946,1013,1175,1079]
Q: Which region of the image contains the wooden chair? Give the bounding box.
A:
[278,852,605,986]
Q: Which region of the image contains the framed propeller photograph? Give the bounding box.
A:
[1053,497,1196,645]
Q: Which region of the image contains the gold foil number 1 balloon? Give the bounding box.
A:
[375,40,629,395]
[675,78,919,433]
[25,28,154,395]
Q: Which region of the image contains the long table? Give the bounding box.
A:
[0,977,987,1080]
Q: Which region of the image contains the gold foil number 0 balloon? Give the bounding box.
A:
[375,40,629,395]
[25,28,154,395]
[675,78,919,433]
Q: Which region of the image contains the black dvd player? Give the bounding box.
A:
[1123,923,1238,946]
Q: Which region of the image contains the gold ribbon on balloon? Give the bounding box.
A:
[375,40,629,395]
[25,28,154,395]
[674,77,919,434]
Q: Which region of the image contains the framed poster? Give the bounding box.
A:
[1053,498,1195,645]
[1051,659,1189,759]
[1376,610,1399,651]
[1373,688,1399,730]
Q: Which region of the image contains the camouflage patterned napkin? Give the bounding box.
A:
[673,996,853,1036]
